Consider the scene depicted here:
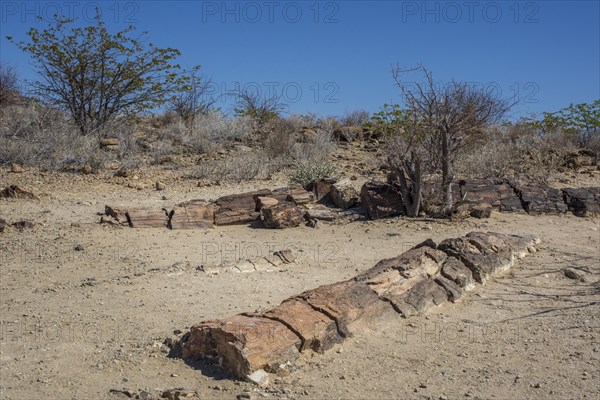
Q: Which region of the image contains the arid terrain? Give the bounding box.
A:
[1,141,599,400]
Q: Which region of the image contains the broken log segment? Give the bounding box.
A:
[179,232,540,381]
[360,182,405,220]
[126,208,170,228]
[169,200,217,229]
[260,202,304,229]
[562,187,600,217]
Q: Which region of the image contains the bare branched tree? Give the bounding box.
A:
[392,64,514,213]
[0,62,20,106]
[234,86,286,135]
[168,70,216,125]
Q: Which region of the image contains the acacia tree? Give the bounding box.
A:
[391,65,513,214]
[9,14,188,135]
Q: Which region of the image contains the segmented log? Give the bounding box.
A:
[179,232,540,382]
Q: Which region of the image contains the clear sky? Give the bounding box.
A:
[1,0,599,120]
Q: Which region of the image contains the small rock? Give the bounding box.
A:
[81,164,92,175]
[156,181,166,191]
[11,163,23,173]
[248,369,270,388]
[74,244,84,251]
[564,268,583,280]
[197,179,211,188]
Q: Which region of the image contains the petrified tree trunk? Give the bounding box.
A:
[179,232,540,382]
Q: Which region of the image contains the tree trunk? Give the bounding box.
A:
[441,129,453,213]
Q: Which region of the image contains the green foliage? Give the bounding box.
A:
[8,13,190,134]
[288,161,336,188]
[520,100,599,147]
[364,104,407,138]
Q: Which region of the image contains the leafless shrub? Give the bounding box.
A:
[318,116,342,133]
[0,63,20,107]
[455,124,580,184]
[150,139,177,165]
[292,130,335,164]
[286,113,319,130]
[161,111,252,154]
[341,109,370,126]
[192,152,276,183]
[0,103,109,170]
[263,118,295,160]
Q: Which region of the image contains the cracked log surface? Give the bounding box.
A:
[178,231,541,380]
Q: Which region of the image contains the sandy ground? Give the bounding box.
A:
[0,160,599,400]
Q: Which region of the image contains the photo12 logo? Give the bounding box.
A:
[205,81,340,105]
[400,1,540,23]
[200,1,340,23]
[1,1,140,24]
[397,80,540,104]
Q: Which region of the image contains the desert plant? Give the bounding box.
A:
[390,64,514,214]
[288,160,336,188]
[0,62,20,106]
[9,14,189,134]
[234,87,286,135]
[341,109,370,126]
[168,69,216,125]
[0,103,109,169]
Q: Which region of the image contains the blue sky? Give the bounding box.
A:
[1,1,599,120]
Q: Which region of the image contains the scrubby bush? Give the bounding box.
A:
[160,110,252,154]
[341,109,370,126]
[0,103,108,170]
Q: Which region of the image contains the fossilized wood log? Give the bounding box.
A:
[261,202,304,229]
[307,179,337,202]
[304,208,337,221]
[512,182,568,214]
[126,208,169,228]
[169,201,217,229]
[179,232,540,381]
[216,189,272,212]
[181,315,301,378]
[360,182,405,220]
[330,179,359,209]
[562,187,600,216]
[455,179,523,212]
[286,187,315,205]
[214,209,260,226]
[254,196,279,212]
[104,205,129,224]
